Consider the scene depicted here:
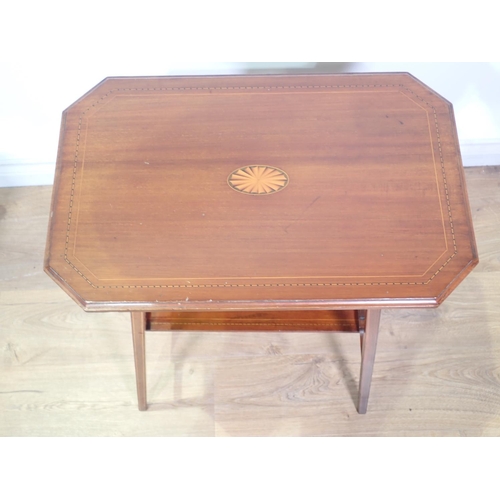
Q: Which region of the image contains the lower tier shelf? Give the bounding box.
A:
[146,310,365,333]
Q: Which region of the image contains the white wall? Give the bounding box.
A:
[1,62,499,187]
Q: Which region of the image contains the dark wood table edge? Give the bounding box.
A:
[44,253,478,313]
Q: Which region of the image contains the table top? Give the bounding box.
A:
[44,73,478,311]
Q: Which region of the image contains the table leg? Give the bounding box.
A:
[358,310,366,352]
[358,309,381,414]
[131,311,147,411]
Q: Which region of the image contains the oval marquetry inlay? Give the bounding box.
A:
[227,165,289,195]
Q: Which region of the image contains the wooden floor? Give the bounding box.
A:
[1,166,499,436]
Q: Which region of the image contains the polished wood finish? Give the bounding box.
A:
[44,73,477,311]
[1,167,496,434]
[42,73,478,413]
[147,310,361,332]
[131,311,147,410]
[358,309,382,414]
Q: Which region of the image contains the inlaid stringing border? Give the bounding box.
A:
[63,82,457,289]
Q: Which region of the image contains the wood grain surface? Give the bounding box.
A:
[44,73,477,310]
[147,310,361,332]
[1,166,498,436]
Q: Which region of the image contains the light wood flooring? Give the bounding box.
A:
[1,166,499,436]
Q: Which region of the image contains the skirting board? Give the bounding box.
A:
[1,142,499,188]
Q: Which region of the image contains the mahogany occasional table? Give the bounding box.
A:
[45,73,478,413]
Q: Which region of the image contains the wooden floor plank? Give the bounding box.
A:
[1,167,499,436]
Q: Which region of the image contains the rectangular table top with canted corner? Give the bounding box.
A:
[44,73,478,413]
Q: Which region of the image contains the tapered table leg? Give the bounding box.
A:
[358,309,381,414]
[131,311,147,411]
